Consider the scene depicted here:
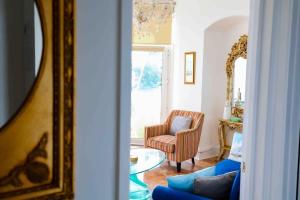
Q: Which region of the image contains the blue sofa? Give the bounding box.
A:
[152,159,241,200]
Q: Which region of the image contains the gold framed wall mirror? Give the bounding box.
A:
[184,52,196,84]
[0,0,75,199]
[226,35,248,119]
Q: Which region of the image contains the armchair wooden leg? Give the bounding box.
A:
[191,158,195,165]
[176,162,181,172]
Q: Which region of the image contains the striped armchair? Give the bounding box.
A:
[144,110,205,172]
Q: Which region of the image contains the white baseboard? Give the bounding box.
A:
[196,146,220,160]
[130,141,220,161]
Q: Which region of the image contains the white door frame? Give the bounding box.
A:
[131,45,171,146]
[115,0,132,199]
[241,0,300,199]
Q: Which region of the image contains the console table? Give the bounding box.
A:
[217,119,243,160]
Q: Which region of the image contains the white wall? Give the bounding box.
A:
[201,17,248,153]
[170,0,249,153]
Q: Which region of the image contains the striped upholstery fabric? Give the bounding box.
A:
[145,110,205,163]
[147,135,176,153]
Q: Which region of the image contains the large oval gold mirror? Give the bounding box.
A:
[233,57,247,104]
[226,35,247,118]
[0,2,43,128]
[0,0,75,199]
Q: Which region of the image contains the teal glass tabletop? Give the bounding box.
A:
[130,148,165,175]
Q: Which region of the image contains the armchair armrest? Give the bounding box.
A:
[176,128,197,137]
[175,128,200,162]
[144,124,168,147]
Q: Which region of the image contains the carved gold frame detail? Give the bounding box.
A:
[0,0,75,199]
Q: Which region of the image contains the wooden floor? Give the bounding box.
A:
[142,158,217,190]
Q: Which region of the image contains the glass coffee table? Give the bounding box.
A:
[129,148,165,200]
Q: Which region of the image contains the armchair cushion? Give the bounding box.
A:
[147,135,176,153]
[170,116,193,135]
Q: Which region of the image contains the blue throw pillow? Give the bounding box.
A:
[167,166,217,192]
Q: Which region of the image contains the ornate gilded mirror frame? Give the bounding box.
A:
[225,35,248,118]
[0,0,75,199]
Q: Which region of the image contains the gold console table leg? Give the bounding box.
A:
[217,122,226,161]
[217,119,243,161]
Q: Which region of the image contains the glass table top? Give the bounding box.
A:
[130,148,165,175]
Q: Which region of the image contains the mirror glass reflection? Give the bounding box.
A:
[233,57,247,106]
[0,1,42,127]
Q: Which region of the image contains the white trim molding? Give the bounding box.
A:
[241,0,300,199]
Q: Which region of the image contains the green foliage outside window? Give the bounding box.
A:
[132,65,162,90]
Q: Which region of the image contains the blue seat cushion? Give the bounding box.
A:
[152,186,212,200]
[167,159,240,192]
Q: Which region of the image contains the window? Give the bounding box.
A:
[131,48,169,142]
